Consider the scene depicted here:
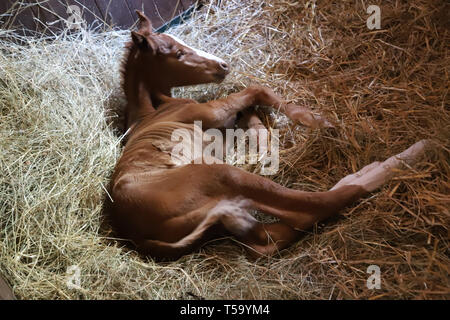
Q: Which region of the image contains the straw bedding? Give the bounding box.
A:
[0,0,448,299]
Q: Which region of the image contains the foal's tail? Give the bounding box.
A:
[136,198,258,260]
[135,212,219,260]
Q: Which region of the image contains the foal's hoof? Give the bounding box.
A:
[317,116,335,129]
[287,105,334,129]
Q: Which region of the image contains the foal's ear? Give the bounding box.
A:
[131,31,157,54]
[136,10,153,33]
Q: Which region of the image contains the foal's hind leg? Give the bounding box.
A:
[233,220,302,258]
[211,140,430,256]
[135,140,428,259]
[331,140,429,191]
[227,141,429,229]
[135,202,221,260]
[134,196,299,260]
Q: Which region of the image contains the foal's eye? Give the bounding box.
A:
[176,50,184,59]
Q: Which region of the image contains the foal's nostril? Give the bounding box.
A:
[220,62,229,71]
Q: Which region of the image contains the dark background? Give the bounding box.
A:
[0,0,198,34]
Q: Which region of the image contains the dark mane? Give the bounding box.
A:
[120,40,137,96]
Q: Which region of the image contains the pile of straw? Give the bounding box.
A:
[0,0,448,299]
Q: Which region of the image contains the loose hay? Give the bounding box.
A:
[0,0,449,299]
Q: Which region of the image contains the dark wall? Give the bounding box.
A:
[0,0,197,34]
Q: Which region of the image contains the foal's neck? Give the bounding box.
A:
[122,48,172,130]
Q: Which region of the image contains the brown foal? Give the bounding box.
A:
[104,11,428,260]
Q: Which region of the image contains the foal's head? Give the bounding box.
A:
[127,11,230,89]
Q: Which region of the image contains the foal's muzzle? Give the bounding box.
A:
[214,62,230,82]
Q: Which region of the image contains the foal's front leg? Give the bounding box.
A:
[235,107,268,144]
[217,85,333,128]
[238,107,266,131]
[179,85,333,129]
